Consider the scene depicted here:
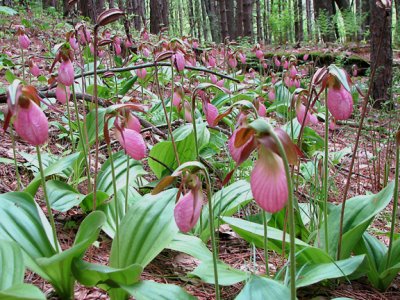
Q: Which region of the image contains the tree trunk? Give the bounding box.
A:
[226,0,235,39]
[334,0,349,10]
[369,0,392,108]
[201,0,209,41]
[242,0,254,38]
[109,0,114,8]
[204,0,221,42]
[256,0,262,42]
[305,0,312,40]
[177,0,183,36]
[150,0,169,34]
[313,0,335,42]
[295,0,304,42]
[188,0,195,36]
[219,0,228,40]
[118,0,123,10]
[236,0,244,38]
[395,0,400,45]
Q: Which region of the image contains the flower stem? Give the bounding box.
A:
[21,48,25,82]
[92,27,99,210]
[323,89,329,253]
[10,127,22,191]
[386,135,399,268]
[204,173,220,300]
[263,211,269,276]
[125,156,130,214]
[268,129,296,300]
[36,145,60,253]
[64,86,75,150]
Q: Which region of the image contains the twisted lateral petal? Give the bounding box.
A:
[116,128,147,160]
[250,148,288,213]
[58,59,75,86]
[228,128,256,165]
[327,86,353,120]
[14,101,48,146]
[174,190,203,233]
[205,103,218,127]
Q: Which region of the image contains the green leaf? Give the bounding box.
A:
[47,180,85,212]
[148,124,209,178]
[121,280,196,300]
[167,233,212,261]
[0,157,14,165]
[319,182,395,259]
[0,240,24,290]
[5,69,16,84]
[328,64,351,92]
[194,180,253,241]
[97,151,146,196]
[110,189,179,268]
[222,217,308,254]
[235,276,291,300]
[25,152,81,196]
[36,211,106,299]
[190,260,249,285]
[0,6,18,15]
[98,187,143,238]
[79,108,107,148]
[0,284,46,300]
[0,192,57,276]
[72,259,142,288]
[118,76,138,96]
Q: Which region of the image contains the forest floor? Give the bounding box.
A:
[1,14,400,300]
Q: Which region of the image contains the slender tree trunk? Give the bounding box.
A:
[295,0,304,42]
[242,0,254,38]
[150,0,169,34]
[236,0,244,38]
[204,0,221,42]
[188,0,195,36]
[313,0,335,42]
[226,0,235,39]
[219,0,228,40]
[201,0,209,41]
[395,0,400,45]
[177,0,183,36]
[305,0,312,40]
[255,0,262,41]
[109,0,114,8]
[369,0,393,108]
[118,0,123,10]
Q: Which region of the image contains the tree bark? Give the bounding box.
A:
[225,0,235,39]
[201,0,209,41]
[188,0,195,36]
[395,0,400,45]
[219,0,228,40]
[305,0,312,40]
[295,0,304,42]
[256,0,262,42]
[369,0,393,108]
[204,0,221,42]
[242,0,254,38]
[236,0,244,38]
[150,0,169,34]
[313,0,335,42]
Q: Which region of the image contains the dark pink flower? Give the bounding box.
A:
[30,62,41,77]
[296,103,311,126]
[228,128,256,164]
[250,148,288,213]
[173,51,185,72]
[58,59,74,86]
[116,128,147,160]
[256,49,264,60]
[238,52,246,64]
[327,85,353,120]
[204,103,218,127]
[228,55,237,69]
[210,74,218,84]
[135,67,147,79]
[69,36,79,50]
[173,90,183,108]
[258,101,266,117]
[126,113,141,132]
[268,89,276,101]
[208,56,216,68]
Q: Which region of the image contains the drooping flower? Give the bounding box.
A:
[173,51,186,72]
[250,148,288,213]
[126,113,141,132]
[327,84,353,120]
[55,84,70,104]
[115,127,147,160]
[174,175,203,233]
[256,49,264,60]
[58,59,74,86]
[228,53,237,69]
[18,34,30,49]
[204,102,218,127]
[29,60,41,77]
[69,36,79,50]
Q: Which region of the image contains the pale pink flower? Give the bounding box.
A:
[30,62,41,77]
[228,55,237,69]
[258,101,267,117]
[173,90,183,108]
[238,52,246,64]
[116,128,147,160]
[274,57,281,67]
[216,79,225,88]
[289,65,297,78]
[208,56,216,68]
[256,49,264,60]
[184,101,192,123]
[327,85,353,120]
[303,54,309,61]
[55,84,70,104]
[210,74,218,84]
[18,34,30,49]
[173,51,185,72]
[268,89,276,101]
[228,128,256,164]
[204,103,218,127]
[135,67,147,79]
[283,60,289,69]
[69,36,79,50]
[125,38,133,48]
[250,148,288,213]
[126,113,141,132]
[58,59,74,86]
[296,103,311,126]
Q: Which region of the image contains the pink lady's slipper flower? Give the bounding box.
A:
[29,60,41,77]
[135,66,147,79]
[184,101,193,123]
[17,27,31,49]
[5,84,48,146]
[58,59,74,86]
[204,102,219,127]
[173,51,186,72]
[256,49,264,60]
[174,174,203,233]
[115,127,147,160]
[69,36,79,50]
[228,53,237,69]
[126,113,141,133]
[210,74,218,84]
[238,52,246,64]
[258,100,267,117]
[208,55,216,68]
[303,54,309,61]
[296,102,318,126]
[125,38,133,48]
[274,56,281,67]
[113,36,122,56]
[55,84,70,104]
[327,84,353,120]
[268,89,276,101]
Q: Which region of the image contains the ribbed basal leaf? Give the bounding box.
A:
[36,211,106,299]
[190,260,249,285]
[25,152,81,196]
[110,189,178,268]
[167,233,212,261]
[98,187,143,238]
[222,217,308,254]
[0,192,56,277]
[319,182,394,259]
[121,280,195,300]
[194,181,252,241]
[72,259,142,288]
[97,151,146,196]
[47,180,85,212]
[0,284,46,300]
[235,276,291,300]
[0,240,24,290]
